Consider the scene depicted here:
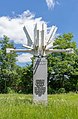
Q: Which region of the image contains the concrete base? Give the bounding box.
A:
[33,57,47,104]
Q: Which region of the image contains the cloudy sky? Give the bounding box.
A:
[0,0,78,66]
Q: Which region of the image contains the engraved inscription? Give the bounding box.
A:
[35,80,46,97]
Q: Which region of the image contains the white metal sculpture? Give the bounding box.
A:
[6,22,74,104]
[6,23,73,55]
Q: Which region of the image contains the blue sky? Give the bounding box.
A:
[0,0,78,66]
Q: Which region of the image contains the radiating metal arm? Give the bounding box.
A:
[6,48,33,54]
[46,26,57,46]
[6,48,14,53]
[6,23,74,58]
[23,26,33,46]
[46,48,74,55]
[46,45,59,50]
[23,44,33,49]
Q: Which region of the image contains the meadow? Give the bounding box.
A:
[0,93,78,119]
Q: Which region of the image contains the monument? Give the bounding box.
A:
[6,22,73,104]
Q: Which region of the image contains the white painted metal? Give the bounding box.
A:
[46,48,74,55]
[6,48,33,53]
[46,26,57,46]
[6,48,14,53]
[23,44,33,49]
[23,26,33,46]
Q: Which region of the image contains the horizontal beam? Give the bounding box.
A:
[6,48,33,53]
[46,48,74,54]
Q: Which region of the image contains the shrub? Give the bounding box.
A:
[48,87,56,94]
[7,87,15,94]
[58,88,66,94]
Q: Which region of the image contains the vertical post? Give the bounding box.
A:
[33,57,47,104]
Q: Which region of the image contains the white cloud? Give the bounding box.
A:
[16,53,33,63]
[46,0,59,9]
[0,10,45,63]
[0,10,58,64]
[0,10,43,44]
[46,0,55,9]
[18,10,35,19]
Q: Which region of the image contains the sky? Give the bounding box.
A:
[0,0,78,66]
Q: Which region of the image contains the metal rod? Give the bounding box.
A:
[46,48,74,53]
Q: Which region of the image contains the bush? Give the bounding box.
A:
[58,88,66,94]
[7,87,15,94]
[48,87,56,94]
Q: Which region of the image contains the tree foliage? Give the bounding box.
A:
[0,33,78,94]
[0,36,18,93]
[47,33,78,93]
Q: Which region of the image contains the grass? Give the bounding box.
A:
[0,93,78,119]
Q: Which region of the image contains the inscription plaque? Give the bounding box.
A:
[35,80,46,97]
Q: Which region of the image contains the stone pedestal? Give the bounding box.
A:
[33,57,47,104]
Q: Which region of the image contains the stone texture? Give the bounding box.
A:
[33,57,47,104]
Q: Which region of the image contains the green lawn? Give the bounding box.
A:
[0,93,78,119]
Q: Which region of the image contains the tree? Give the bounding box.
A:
[0,33,78,94]
[17,64,33,94]
[47,33,78,93]
[0,36,18,93]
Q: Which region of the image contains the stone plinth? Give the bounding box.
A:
[33,57,47,104]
